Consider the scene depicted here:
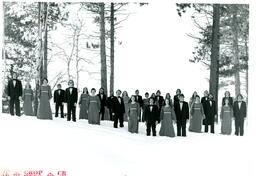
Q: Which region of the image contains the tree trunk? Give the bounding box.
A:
[43,2,48,80]
[100,3,108,94]
[209,4,220,122]
[110,3,115,96]
[244,27,248,105]
[76,35,79,89]
[232,5,241,97]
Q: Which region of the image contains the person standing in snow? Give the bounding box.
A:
[22,82,34,116]
[233,94,247,136]
[78,87,89,120]
[144,97,160,136]
[128,95,140,133]
[53,83,65,118]
[7,72,23,116]
[203,93,217,133]
[220,98,233,135]
[112,90,125,128]
[65,80,78,122]
[97,87,107,120]
[88,88,101,125]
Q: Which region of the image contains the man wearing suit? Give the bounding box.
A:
[203,93,217,133]
[233,94,247,136]
[107,91,116,121]
[135,89,143,121]
[173,89,181,109]
[201,90,209,119]
[144,97,160,136]
[97,88,107,120]
[174,94,189,137]
[7,73,23,116]
[54,84,65,118]
[65,80,78,122]
[155,90,164,118]
[112,90,125,128]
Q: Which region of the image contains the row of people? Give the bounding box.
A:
[7,74,247,137]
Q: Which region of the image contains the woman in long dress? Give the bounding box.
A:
[128,95,140,133]
[189,95,204,133]
[222,91,233,107]
[142,92,150,122]
[164,93,173,106]
[23,82,34,116]
[79,87,89,120]
[37,78,52,120]
[88,88,101,125]
[159,99,176,137]
[220,98,233,135]
[122,91,130,122]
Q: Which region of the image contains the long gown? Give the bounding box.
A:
[159,106,176,137]
[189,103,204,133]
[88,95,101,125]
[123,96,130,122]
[220,105,233,135]
[23,88,34,116]
[128,102,140,133]
[37,85,52,120]
[142,98,149,122]
[79,93,89,119]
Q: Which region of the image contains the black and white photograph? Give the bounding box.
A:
[0,0,255,176]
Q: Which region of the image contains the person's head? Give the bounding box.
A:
[176,89,181,95]
[83,87,89,94]
[145,92,149,98]
[135,89,139,95]
[156,90,161,96]
[131,95,136,102]
[149,97,154,105]
[192,91,198,98]
[116,90,122,96]
[195,95,200,103]
[91,88,96,95]
[224,98,230,106]
[57,84,62,89]
[204,90,209,97]
[165,98,170,106]
[68,80,74,87]
[110,91,114,97]
[42,78,48,85]
[151,93,156,98]
[208,93,214,100]
[99,87,104,94]
[179,94,184,101]
[122,91,128,97]
[224,91,230,98]
[165,93,171,99]
[25,82,31,89]
[237,94,243,101]
[12,72,18,80]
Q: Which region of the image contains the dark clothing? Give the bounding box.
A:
[222,97,233,107]
[65,87,78,122]
[173,94,180,109]
[174,101,189,136]
[107,96,116,121]
[135,95,143,108]
[201,96,209,110]
[98,93,107,120]
[7,79,22,116]
[155,95,164,107]
[112,96,125,128]
[203,100,217,133]
[233,101,247,136]
[54,89,65,118]
[144,105,160,136]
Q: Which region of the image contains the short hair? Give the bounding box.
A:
[237,94,243,99]
[68,80,74,85]
[145,92,149,96]
[116,89,121,94]
[179,94,184,98]
[91,88,96,92]
[57,84,61,87]
[156,90,161,94]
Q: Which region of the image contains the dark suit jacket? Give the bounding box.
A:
[222,97,233,107]
[98,93,107,108]
[135,95,143,107]
[174,101,189,124]
[173,95,180,108]
[54,89,65,104]
[7,79,23,99]
[155,95,164,107]
[65,87,78,105]
[233,101,247,119]
[113,96,125,116]
[201,96,208,111]
[203,100,217,124]
[144,105,160,123]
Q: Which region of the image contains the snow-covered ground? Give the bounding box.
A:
[0,114,253,176]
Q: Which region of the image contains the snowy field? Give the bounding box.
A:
[0,114,253,176]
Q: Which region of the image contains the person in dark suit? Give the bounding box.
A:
[135,89,143,121]
[107,91,116,121]
[65,80,78,122]
[173,89,181,109]
[201,90,209,123]
[97,87,107,120]
[174,94,189,136]
[203,93,217,133]
[54,84,65,118]
[144,97,160,136]
[233,94,247,136]
[7,72,23,116]
[155,90,164,109]
[112,90,125,128]
[222,91,233,107]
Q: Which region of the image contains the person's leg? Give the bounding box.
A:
[177,122,181,136]
[240,118,244,136]
[235,119,239,136]
[67,104,71,121]
[182,123,186,137]
[113,114,118,128]
[210,123,215,134]
[15,99,21,116]
[146,122,151,136]
[60,104,64,118]
[72,105,76,122]
[9,99,15,116]
[119,114,124,127]
[205,125,209,133]
[101,107,105,120]
[55,103,59,117]
[152,122,156,136]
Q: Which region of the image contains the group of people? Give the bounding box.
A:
[6,73,247,137]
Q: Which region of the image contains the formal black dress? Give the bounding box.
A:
[54,89,65,118]
[233,101,247,136]
[65,87,78,122]
[174,101,189,136]
[144,105,160,136]
[7,79,22,116]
